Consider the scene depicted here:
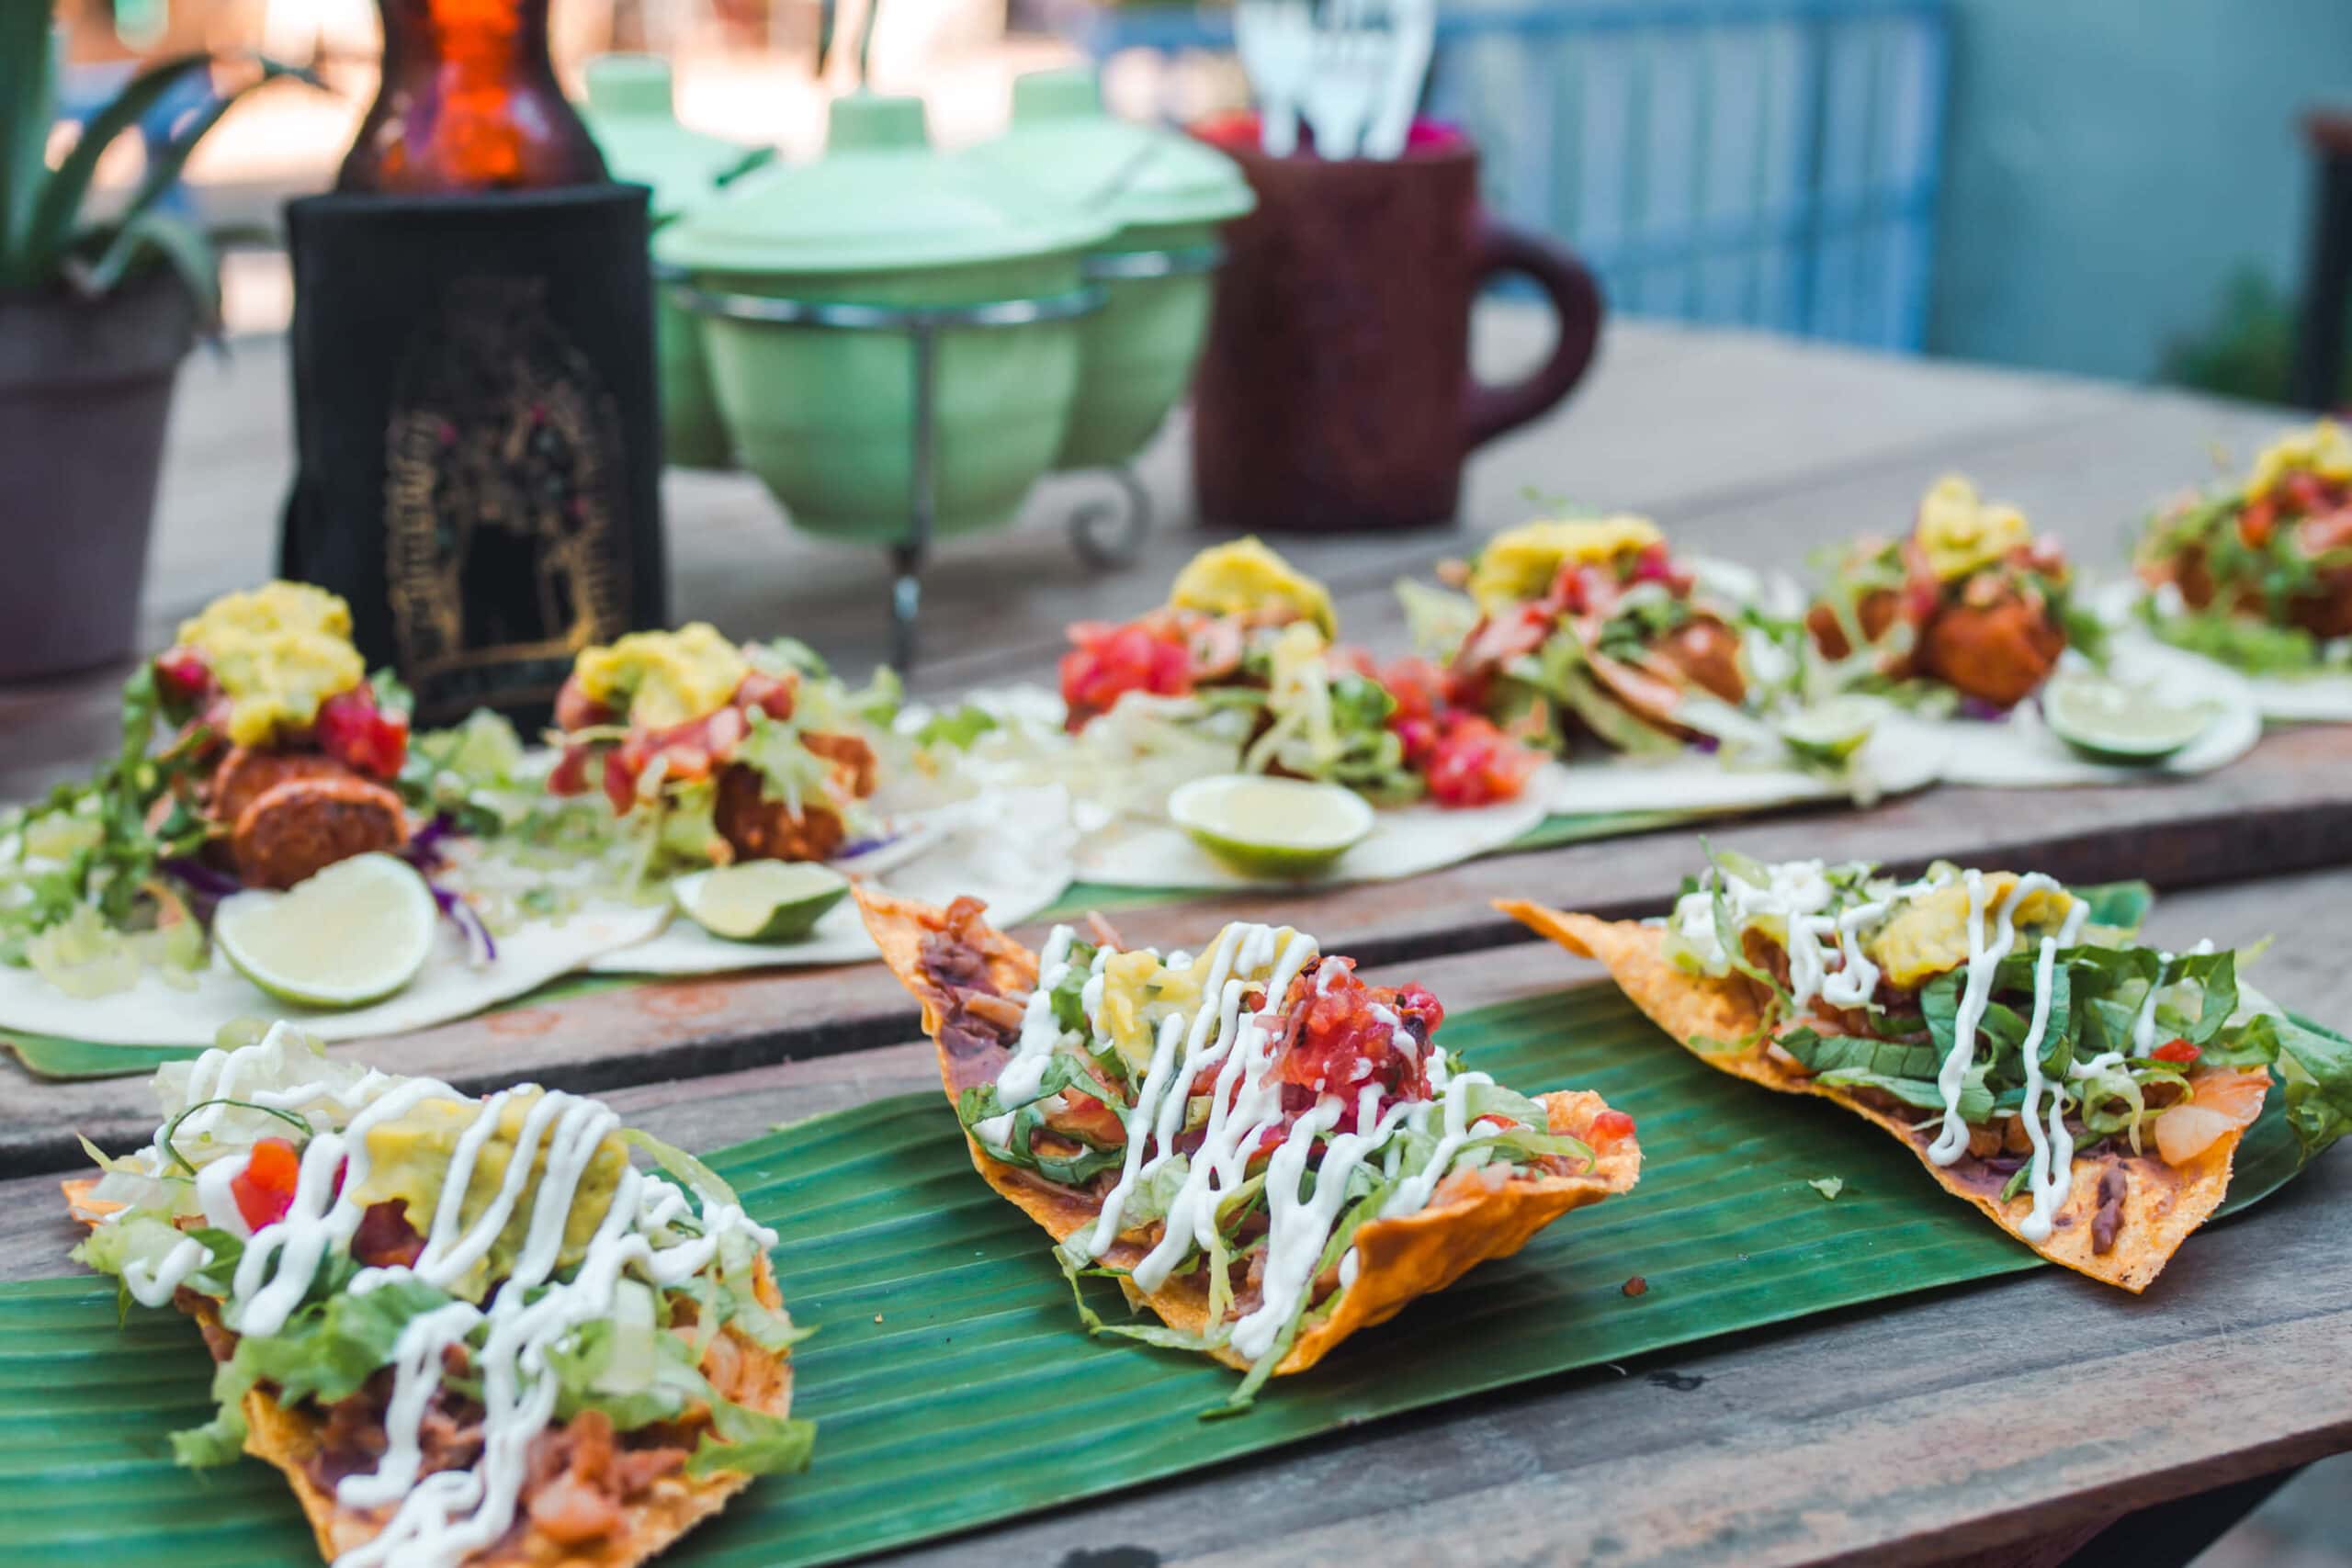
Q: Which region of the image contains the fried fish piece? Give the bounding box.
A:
[231,773,409,890]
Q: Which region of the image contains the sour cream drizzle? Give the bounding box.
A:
[105,1027,775,1568]
[1670,859,1932,1014]
[1917,872,2090,1240]
[1064,921,1488,1366]
[978,927,1080,1145]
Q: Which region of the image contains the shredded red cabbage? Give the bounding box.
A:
[430,882,497,964]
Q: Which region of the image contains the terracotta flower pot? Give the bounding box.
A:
[0,273,196,681]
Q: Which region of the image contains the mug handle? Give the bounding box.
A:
[1461,217,1606,451]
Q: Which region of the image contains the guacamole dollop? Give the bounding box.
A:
[574,623,749,730]
[176,581,367,748]
[1914,476,2033,583]
[1467,516,1663,611]
[351,1089,629,1300]
[2245,419,2352,501]
[1168,538,1338,637]
[1866,873,2078,990]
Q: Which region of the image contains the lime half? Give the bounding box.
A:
[2041,672,2214,764]
[674,861,849,943]
[1776,697,1881,765]
[1167,774,1374,878]
[215,852,437,1010]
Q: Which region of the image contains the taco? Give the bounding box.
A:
[1807,477,2091,710]
[855,887,1639,1406]
[1059,537,1541,808]
[0,581,449,1008]
[1427,516,1748,758]
[66,1023,812,1565]
[153,581,415,889]
[1502,853,2352,1291]
[548,625,894,867]
[2135,420,2352,679]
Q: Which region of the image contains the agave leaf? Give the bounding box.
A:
[66,209,220,322]
[0,17,62,281]
[17,52,214,287]
[74,58,319,285]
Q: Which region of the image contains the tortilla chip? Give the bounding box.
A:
[60,1195,795,1564]
[855,886,1640,1377]
[1498,899,2252,1293]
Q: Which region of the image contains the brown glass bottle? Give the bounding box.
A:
[338,0,607,192]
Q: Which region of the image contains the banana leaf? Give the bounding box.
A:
[0,985,2321,1566]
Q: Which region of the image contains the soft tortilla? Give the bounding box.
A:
[1929,642,2261,789]
[1544,725,1945,818]
[1073,773,1553,891]
[854,886,1640,1376]
[2094,580,2352,723]
[588,785,1078,975]
[0,899,666,1049]
[62,1180,795,1567]
[1497,902,2254,1293]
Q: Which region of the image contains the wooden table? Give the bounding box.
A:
[3,310,2346,1567]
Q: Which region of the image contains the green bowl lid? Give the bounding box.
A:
[576,54,773,221]
[959,67,1256,232]
[655,92,1116,276]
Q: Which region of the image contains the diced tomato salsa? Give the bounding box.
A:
[1059,616,1195,730]
[1373,656,1543,807]
[2240,469,2352,547]
[228,1136,305,1230]
[548,669,796,813]
[152,649,407,779]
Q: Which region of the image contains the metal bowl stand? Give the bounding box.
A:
[666,241,1220,671]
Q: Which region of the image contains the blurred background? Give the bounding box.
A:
[18,3,2352,1553]
[44,0,2352,407]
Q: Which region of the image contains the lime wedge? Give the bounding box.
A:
[2041,672,2214,764]
[1776,697,1881,765]
[1167,774,1374,878]
[673,861,849,943]
[214,852,437,1010]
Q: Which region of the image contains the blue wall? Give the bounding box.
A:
[1928,0,2352,381]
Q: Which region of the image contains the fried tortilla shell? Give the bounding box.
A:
[854,886,1640,1378]
[1497,901,2251,1293]
[62,1181,795,1567]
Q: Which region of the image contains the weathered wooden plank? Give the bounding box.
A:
[5,873,2346,1568]
[6,722,2350,1177]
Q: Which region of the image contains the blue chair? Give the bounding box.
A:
[1044,0,1951,353]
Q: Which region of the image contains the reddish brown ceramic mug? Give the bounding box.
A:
[1189,118,1603,532]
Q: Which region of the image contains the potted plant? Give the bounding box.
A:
[0,20,310,681]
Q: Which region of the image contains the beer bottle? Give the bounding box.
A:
[338,0,607,192]
[284,0,664,727]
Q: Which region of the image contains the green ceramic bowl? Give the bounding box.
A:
[1062,215,1223,469]
[656,94,1114,543]
[960,68,1253,472]
[578,55,772,470]
[690,254,1091,540]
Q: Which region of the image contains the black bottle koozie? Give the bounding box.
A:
[279,185,667,729]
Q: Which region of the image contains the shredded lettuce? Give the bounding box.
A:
[687,1397,819,1479]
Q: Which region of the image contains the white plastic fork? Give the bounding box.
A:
[1235,0,1315,157]
[1297,0,1389,161]
[1361,0,1435,159]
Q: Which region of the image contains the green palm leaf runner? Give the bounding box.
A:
[0,984,2315,1565]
